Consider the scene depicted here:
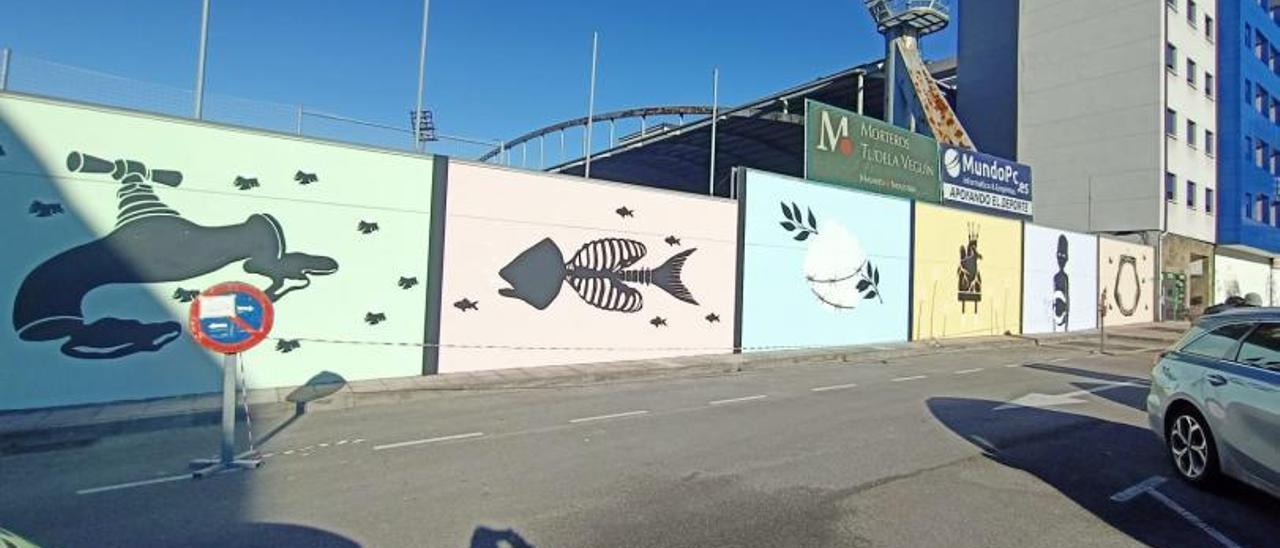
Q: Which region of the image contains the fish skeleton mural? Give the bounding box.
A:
[11,151,339,360]
[498,237,697,313]
[778,202,881,310]
[1052,235,1070,328]
[958,223,982,313]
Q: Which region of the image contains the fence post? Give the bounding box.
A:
[0,48,10,91]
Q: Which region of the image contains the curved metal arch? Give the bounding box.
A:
[478,105,714,162]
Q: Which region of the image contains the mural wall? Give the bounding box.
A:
[913,203,1022,339]
[1214,254,1273,305]
[1021,224,1098,333]
[0,94,433,409]
[738,169,910,349]
[435,162,737,373]
[1098,238,1155,325]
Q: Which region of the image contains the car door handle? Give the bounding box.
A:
[1207,374,1227,387]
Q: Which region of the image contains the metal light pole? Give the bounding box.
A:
[194,0,211,119]
[584,31,599,178]
[414,0,430,152]
[709,68,719,196]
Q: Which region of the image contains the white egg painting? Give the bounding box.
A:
[778,201,881,311]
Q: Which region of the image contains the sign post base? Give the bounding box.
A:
[191,352,262,479]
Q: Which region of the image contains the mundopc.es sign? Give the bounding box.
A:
[805,100,941,202]
[939,145,1033,219]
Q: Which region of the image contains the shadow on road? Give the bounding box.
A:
[1023,362,1149,385]
[470,526,535,548]
[928,397,1280,547]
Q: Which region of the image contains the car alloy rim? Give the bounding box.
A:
[1170,414,1208,479]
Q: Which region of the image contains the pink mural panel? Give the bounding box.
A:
[438,163,738,373]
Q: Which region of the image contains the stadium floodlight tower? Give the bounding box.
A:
[863,0,975,149]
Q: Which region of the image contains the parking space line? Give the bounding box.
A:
[372,432,485,451]
[891,375,927,382]
[709,394,768,406]
[954,368,984,375]
[810,383,859,392]
[569,410,650,424]
[1111,476,1242,548]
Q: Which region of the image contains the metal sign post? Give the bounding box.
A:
[187,282,274,478]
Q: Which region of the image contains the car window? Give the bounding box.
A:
[1234,323,1280,370]
[1179,322,1254,359]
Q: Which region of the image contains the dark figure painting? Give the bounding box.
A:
[1052,235,1070,329]
[11,152,339,360]
[957,224,982,313]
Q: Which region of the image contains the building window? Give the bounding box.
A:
[1246,80,1253,104]
[1205,72,1214,98]
[1261,195,1271,224]
[1188,1,1197,22]
[1206,130,1215,156]
[1166,108,1177,136]
[1257,87,1268,115]
[1257,140,1268,168]
[1186,119,1198,147]
[1257,30,1268,63]
[1247,24,1254,49]
[1272,148,1280,175]
[1166,42,1178,72]
[1187,58,1198,86]
[1166,172,1177,202]
[1246,193,1254,219]
[1187,181,1197,208]
[1206,188,1214,214]
[1273,47,1280,74]
[1206,15,1214,42]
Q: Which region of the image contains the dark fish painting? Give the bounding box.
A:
[454,298,479,312]
[294,170,319,185]
[172,287,201,303]
[276,339,302,353]
[28,200,65,217]
[398,276,419,289]
[615,206,634,218]
[498,237,698,313]
[705,313,720,323]
[233,176,260,191]
[650,316,667,327]
[365,312,387,325]
[664,236,681,246]
[357,221,380,234]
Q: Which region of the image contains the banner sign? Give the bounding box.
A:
[939,145,1033,219]
[805,100,941,202]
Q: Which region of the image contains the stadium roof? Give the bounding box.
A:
[547,56,958,197]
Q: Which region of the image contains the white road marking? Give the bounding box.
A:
[77,474,191,495]
[811,383,859,392]
[1047,357,1067,363]
[336,439,349,445]
[996,381,1140,411]
[1111,476,1242,548]
[569,410,650,424]
[709,394,769,405]
[954,368,984,375]
[372,432,485,451]
[891,375,927,382]
[1004,363,1022,368]
[352,439,366,444]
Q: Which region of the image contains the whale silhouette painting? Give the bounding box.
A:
[498,237,698,313]
[11,151,339,359]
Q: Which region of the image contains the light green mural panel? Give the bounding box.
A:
[0,94,433,409]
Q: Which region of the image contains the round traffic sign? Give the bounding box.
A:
[188,282,275,354]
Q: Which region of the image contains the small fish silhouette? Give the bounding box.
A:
[499,238,698,313]
[276,339,302,353]
[705,313,720,323]
[398,276,419,289]
[364,312,387,325]
[233,176,260,191]
[28,200,65,217]
[664,236,681,246]
[453,298,479,312]
[357,221,380,234]
[172,288,201,303]
[294,170,319,185]
[650,316,667,328]
[615,206,634,218]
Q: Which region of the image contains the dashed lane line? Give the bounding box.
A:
[954,368,984,375]
[709,394,769,406]
[810,383,859,392]
[891,375,928,382]
[372,431,485,451]
[568,410,650,424]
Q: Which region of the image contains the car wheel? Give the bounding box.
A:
[1167,408,1219,486]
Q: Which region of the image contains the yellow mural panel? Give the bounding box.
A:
[913,203,1022,340]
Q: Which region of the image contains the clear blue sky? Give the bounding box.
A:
[0,1,956,156]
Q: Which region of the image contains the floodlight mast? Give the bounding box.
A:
[862,0,975,149]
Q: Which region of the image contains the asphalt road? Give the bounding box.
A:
[2,342,1277,547]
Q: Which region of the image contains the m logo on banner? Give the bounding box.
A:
[815,110,854,156]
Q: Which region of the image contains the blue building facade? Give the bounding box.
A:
[1219,0,1280,253]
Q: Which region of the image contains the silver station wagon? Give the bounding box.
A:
[1147,308,1280,498]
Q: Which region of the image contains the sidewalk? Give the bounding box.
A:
[0,323,1184,450]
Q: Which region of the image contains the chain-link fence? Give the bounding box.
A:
[0,48,501,160]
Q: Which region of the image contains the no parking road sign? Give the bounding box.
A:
[188,282,274,354]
